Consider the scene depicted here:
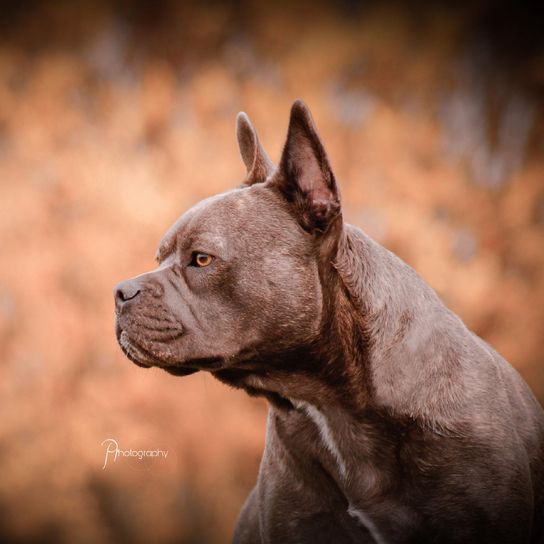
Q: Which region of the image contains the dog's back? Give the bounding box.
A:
[490,346,544,540]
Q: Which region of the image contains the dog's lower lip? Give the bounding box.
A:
[119,331,156,367]
[119,330,223,375]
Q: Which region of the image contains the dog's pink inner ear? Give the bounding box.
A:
[276,100,341,233]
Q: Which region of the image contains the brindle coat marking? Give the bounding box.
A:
[114,100,544,543]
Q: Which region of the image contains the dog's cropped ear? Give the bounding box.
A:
[236,112,274,186]
[272,100,341,234]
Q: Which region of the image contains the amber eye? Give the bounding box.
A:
[192,252,214,267]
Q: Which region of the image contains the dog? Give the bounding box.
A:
[114,100,544,543]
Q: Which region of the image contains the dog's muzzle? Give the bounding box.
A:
[113,275,194,374]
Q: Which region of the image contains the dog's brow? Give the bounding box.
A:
[156,236,177,262]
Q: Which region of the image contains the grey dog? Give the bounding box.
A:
[114,100,544,543]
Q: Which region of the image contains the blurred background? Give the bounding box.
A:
[0,0,543,542]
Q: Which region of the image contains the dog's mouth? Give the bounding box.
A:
[118,330,157,368]
[118,330,225,377]
[118,330,198,376]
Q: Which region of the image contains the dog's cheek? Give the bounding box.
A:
[176,293,255,356]
[235,260,323,348]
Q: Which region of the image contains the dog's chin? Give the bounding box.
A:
[163,356,227,376]
[163,366,199,377]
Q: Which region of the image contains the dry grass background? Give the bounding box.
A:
[0,1,543,542]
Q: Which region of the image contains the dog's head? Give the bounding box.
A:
[114,100,343,377]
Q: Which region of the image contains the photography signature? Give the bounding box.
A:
[101,438,169,469]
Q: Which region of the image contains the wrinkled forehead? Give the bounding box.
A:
[156,185,299,261]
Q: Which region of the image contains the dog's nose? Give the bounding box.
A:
[114,279,141,309]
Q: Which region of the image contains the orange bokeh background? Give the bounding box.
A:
[0,2,543,542]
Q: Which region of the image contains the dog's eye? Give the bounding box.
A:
[191,252,214,268]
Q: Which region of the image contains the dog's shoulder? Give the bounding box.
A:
[334,224,543,441]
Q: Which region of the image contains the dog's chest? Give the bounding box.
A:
[263,405,391,543]
[291,400,349,479]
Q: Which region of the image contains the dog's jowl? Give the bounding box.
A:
[114,100,544,543]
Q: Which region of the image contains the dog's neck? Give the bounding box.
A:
[335,225,472,430]
[237,225,474,498]
[216,224,472,431]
